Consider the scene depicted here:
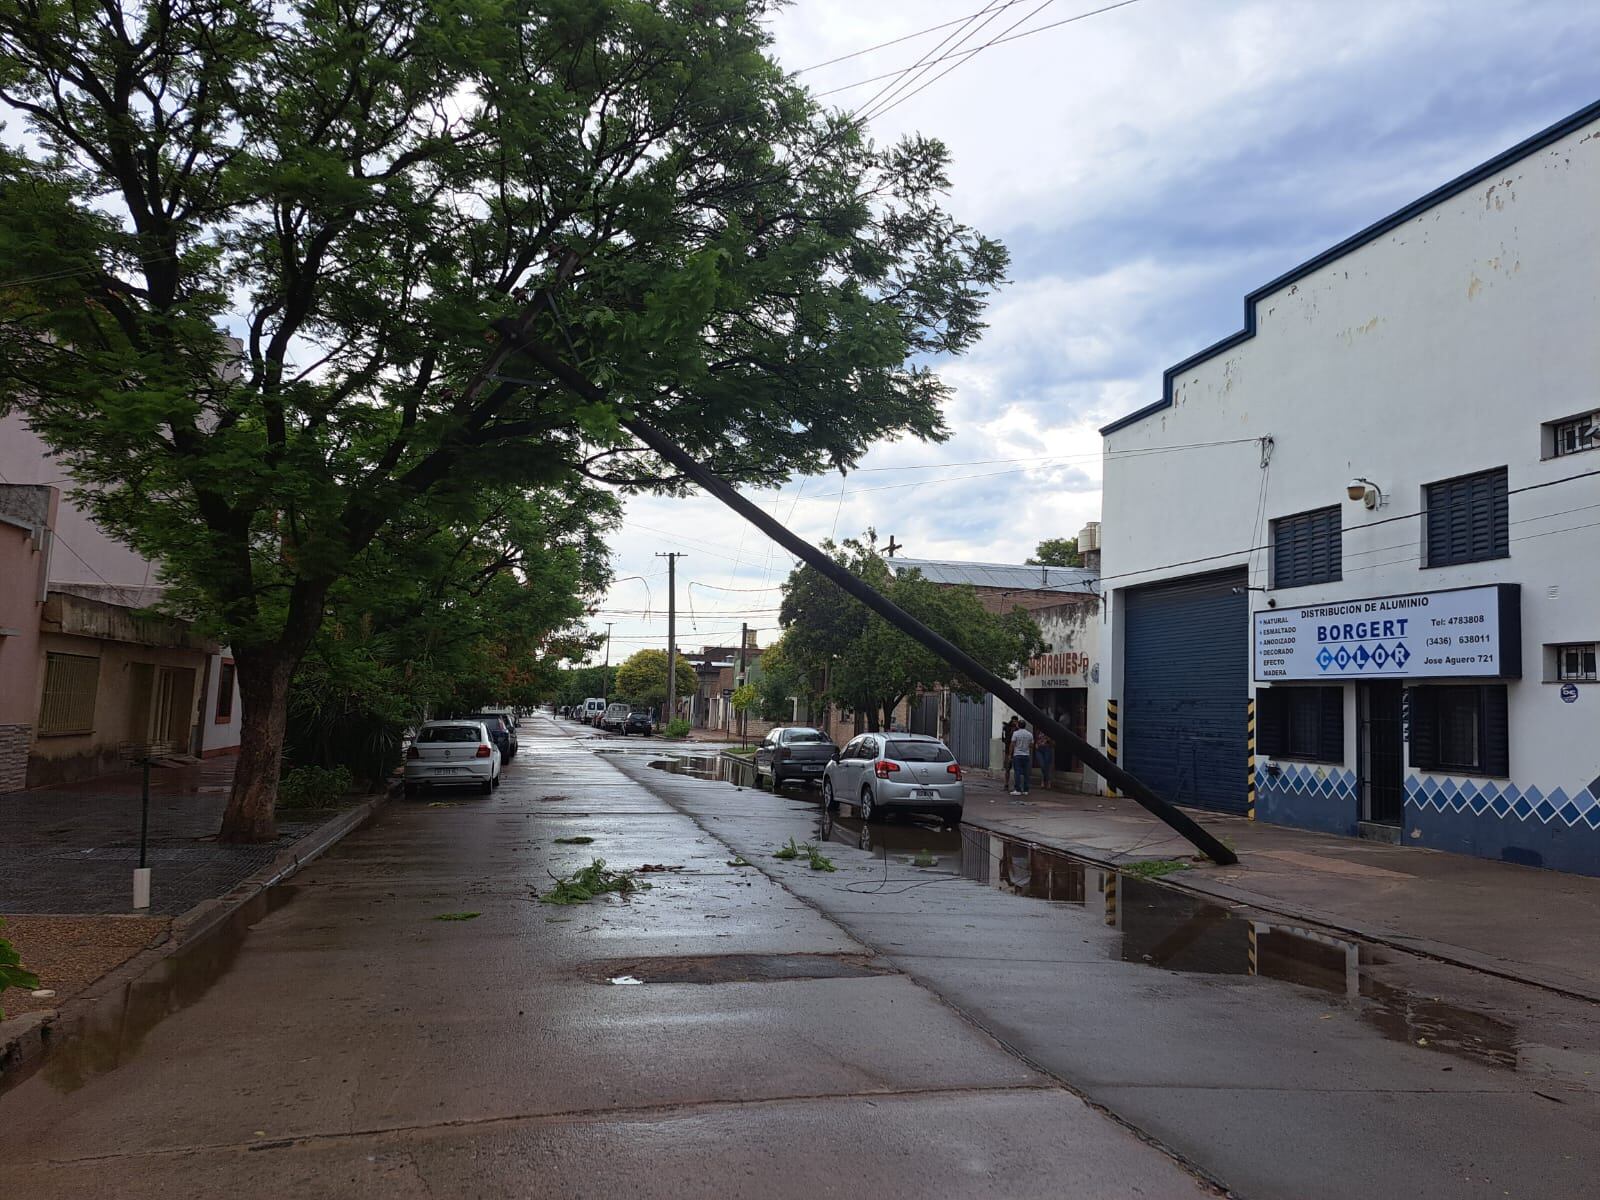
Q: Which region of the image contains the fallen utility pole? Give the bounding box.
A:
[499,324,1237,866]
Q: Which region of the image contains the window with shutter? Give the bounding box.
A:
[1407,687,1438,771]
[1257,686,1343,763]
[1425,468,1508,567]
[1271,506,1342,588]
[1410,685,1508,776]
[38,653,100,735]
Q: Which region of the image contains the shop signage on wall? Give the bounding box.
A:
[1024,651,1090,687]
[1253,584,1521,682]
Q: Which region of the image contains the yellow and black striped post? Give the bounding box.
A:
[1246,697,1257,822]
[1247,922,1259,976]
[1105,699,1119,797]
[1102,870,1119,928]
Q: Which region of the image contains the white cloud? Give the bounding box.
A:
[584,0,1600,660]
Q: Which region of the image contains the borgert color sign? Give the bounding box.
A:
[1253,584,1521,682]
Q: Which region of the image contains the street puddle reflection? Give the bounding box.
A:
[816,808,1520,1071]
[6,886,299,1097]
[651,755,759,788]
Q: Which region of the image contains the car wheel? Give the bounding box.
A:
[403,782,418,798]
[822,778,838,812]
[859,787,877,823]
[480,777,493,795]
[946,810,963,829]
[492,772,502,789]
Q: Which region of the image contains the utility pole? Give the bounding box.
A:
[885,535,901,558]
[494,300,1237,866]
[737,622,748,745]
[656,552,684,724]
[602,622,615,699]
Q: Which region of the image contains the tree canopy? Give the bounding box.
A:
[1026,537,1082,567]
[778,535,1043,730]
[614,649,698,711]
[0,0,1006,840]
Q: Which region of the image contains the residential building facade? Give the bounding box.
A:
[0,415,243,790]
[1097,100,1600,873]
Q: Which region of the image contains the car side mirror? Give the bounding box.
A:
[831,750,840,762]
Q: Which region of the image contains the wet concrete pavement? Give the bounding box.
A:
[0,718,1208,1199]
[952,771,1600,1003]
[614,746,1600,1200]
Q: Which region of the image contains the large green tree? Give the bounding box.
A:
[613,648,697,712]
[780,535,1043,731]
[286,486,610,786]
[0,0,1006,840]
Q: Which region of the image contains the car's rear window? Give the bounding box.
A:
[418,725,481,743]
[886,740,953,763]
[782,729,831,744]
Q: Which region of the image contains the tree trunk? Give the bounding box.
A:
[218,583,327,844]
[218,648,297,843]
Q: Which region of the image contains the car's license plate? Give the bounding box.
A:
[802,763,822,772]
[431,766,463,774]
[910,787,937,799]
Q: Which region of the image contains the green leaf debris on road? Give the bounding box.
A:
[539,860,650,906]
[433,912,481,922]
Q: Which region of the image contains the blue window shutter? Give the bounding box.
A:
[1272,506,1342,588]
[1427,468,1508,566]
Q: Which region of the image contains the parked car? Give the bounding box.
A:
[558,705,570,718]
[582,697,607,724]
[404,720,501,795]
[599,702,630,732]
[822,732,963,825]
[754,726,837,789]
[623,708,655,736]
[456,712,517,761]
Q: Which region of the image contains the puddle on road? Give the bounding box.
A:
[3,886,300,1098]
[805,808,1523,1071]
[651,754,760,788]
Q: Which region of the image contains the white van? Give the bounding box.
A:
[582,697,607,724]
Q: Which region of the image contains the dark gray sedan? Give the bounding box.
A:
[753,726,837,789]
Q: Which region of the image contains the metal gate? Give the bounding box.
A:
[948,692,992,768]
[1122,570,1249,814]
[909,692,940,736]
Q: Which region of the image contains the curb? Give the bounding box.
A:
[0,792,385,1093]
[958,806,1600,1007]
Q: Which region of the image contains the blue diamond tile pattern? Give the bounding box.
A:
[1407,774,1600,829]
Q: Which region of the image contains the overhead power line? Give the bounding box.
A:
[793,0,1037,75]
[817,0,1144,111]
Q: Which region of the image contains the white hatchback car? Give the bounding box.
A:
[404,720,501,796]
[822,732,963,826]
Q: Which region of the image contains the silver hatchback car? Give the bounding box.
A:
[822,732,963,826]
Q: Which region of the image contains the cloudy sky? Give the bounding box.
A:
[589,0,1600,663]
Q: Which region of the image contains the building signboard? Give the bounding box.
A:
[1254,584,1521,682]
[1023,651,1091,688]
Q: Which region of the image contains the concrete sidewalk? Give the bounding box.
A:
[0,758,334,916]
[955,770,1600,1001]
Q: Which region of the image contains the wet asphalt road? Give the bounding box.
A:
[0,718,1208,1199]
[624,743,1600,1199]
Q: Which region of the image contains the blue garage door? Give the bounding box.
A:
[1123,570,1248,815]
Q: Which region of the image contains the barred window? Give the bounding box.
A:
[38,652,100,735]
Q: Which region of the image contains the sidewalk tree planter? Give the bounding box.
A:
[0,2,1002,841]
[0,919,41,1020]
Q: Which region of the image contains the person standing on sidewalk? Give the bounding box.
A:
[1035,728,1054,789]
[1009,722,1034,795]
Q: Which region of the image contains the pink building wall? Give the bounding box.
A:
[0,415,241,772]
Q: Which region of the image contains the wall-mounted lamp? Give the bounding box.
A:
[1346,477,1385,509]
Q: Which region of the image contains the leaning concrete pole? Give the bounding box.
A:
[499,322,1238,866]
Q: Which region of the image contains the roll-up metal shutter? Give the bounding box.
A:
[1122,570,1249,814]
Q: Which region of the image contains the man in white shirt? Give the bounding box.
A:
[1009,722,1034,795]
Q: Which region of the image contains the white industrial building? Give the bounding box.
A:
[1096,98,1600,874]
